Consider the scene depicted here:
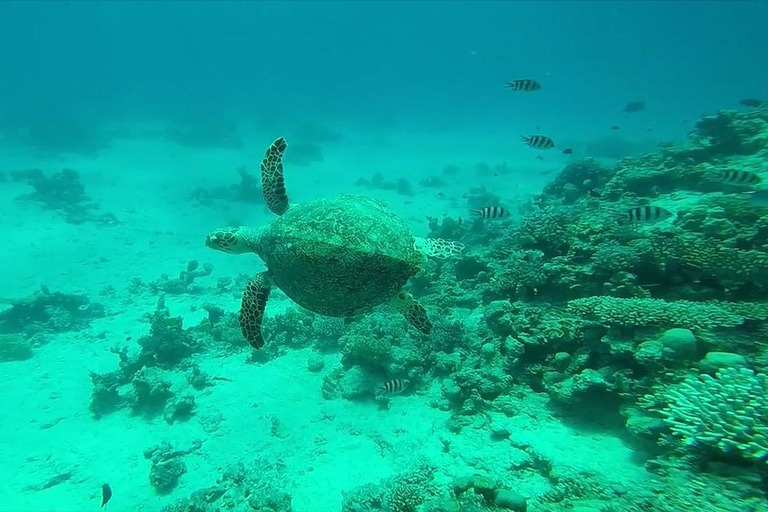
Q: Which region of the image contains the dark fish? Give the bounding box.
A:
[101,483,112,508]
[723,169,761,185]
[375,379,409,396]
[457,216,463,225]
[740,190,768,208]
[539,169,554,175]
[535,155,544,160]
[561,148,573,155]
[623,100,645,113]
[740,98,765,108]
[505,79,541,91]
[646,127,654,132]
[521,135,555,149]
[611,125,620,130]
[472,206,510,219]
[588,189,602,198]
[622,205,673,224]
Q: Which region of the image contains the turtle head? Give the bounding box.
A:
[205,226,260,255]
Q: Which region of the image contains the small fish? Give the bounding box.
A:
[588,189,602,198]
[621,205,673,224]
[376,379,409,396]
[457,216,463,225]
[739,190,768,208]
[611,125,620,130]
[521,135,555,149]
[740,98,765,108]
[535,155,544,160]
[646,127,654,132]
[723,169,762,185]
[561,148,573,155]
[472,206,510,219]
[623,100,645,113]
[539,169,554,176]
[505,79,541,91]
[101,483,112,508]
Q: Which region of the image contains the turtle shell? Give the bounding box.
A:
[258,194,422,317]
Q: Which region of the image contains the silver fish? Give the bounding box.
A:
[739,190,768,208]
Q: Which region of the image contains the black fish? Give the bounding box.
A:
[623,100,645,113]
[588,189,602,198]
[647,127,654,132]
[740,98,765,108]
[472,206,510,219]
[611,125,620,130]
[622,205,673,224]
[723,169,761,185]
[101,483,112,508]
[505,79,541,91]
[376,379,409,396]
[561,148,573,155]
[521,135,555,149]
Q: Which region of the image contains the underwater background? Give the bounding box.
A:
[1,1,768,511]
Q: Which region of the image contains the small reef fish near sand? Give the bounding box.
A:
[740,98,765,108]
[505,79,542,91]
[472,206,510,219]
[375,379,409,396]
[561,148,573,155]
[621,205,673,224]
[623,100,645,113]
[521,135,555,149]
[101,483,112,508]
[722,169,762,185]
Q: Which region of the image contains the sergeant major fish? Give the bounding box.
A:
[375,379,410,396]
[472,206,510,219]
[505,79,542,91]
[722,169,762,185]
[521,135,555,149]
[620,205,673,224]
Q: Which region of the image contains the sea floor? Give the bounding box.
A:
[0,131,649,511]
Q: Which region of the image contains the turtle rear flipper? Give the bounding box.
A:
[260,137,290,216]
[413,237,465,259]
[240,272,272,349]
[392,292,432,335]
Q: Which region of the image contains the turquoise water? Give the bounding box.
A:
[1,2,767,511]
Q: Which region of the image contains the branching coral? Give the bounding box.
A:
[656,368,768,463]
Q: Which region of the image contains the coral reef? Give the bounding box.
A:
[0,286,106,336]
[10,168,118,225]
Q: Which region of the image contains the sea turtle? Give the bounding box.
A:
[204,137,465,349]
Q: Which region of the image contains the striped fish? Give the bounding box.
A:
[375,379,409,396]
[521,135,555,149]
[472,206,510,219]
[622,205,673,224]
[723,169,762,185]
[505,79,541,92]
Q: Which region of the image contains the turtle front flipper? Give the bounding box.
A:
[240,271,272,349]
[413,237,465,259]
[392,292,433,335]
[260,137,290,216]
